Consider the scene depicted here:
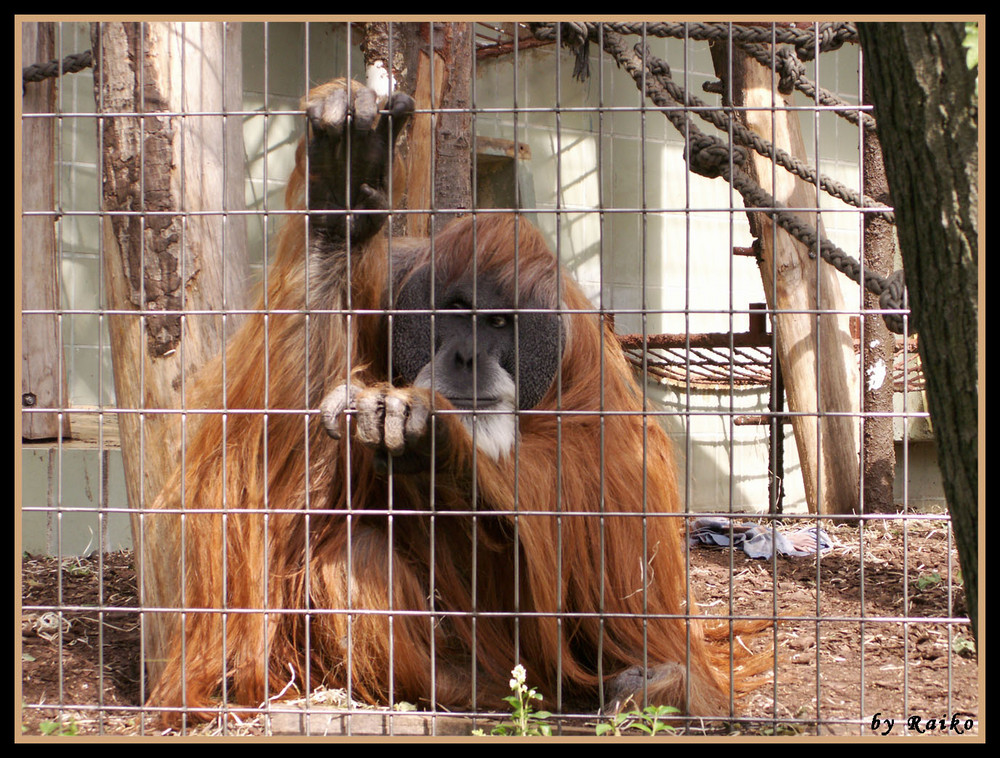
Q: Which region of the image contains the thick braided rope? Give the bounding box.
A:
[23,49,94,83]
[530,21,857,61]
[591,27,909,334]
[646,48,893,223]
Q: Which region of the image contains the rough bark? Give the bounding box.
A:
[860,77,896,514]
[91,20,248,682]
[430,23,474,225]
[394,22,474,238]
[857,21,979,639]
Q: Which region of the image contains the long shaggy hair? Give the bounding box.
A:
[148,94,764,722]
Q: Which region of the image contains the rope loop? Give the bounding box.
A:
[878,269,910,335]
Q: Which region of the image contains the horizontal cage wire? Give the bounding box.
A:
[19,20,978,740]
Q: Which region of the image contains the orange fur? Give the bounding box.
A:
[147,80,764,724]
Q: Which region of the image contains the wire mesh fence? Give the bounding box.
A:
[19,20,978,738]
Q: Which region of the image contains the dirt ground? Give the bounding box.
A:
[19,510,979,739]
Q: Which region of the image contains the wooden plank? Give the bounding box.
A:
[21,21,70,441]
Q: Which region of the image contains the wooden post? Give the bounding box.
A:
[860,76,896,513]
[92,21,247,685]
[21,21,70,441]
[430,23,473,229]
[390,22,473,238]
[712,43,861,515]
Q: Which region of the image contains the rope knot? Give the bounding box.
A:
[794,21,853,61]
[686,134,745,179]
[775,47,805,95]
[561,21,590,46]
[560,22,592,81]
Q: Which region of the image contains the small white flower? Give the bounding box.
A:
[509,664,526,691]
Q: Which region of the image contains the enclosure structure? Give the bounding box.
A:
[19,21,977,738]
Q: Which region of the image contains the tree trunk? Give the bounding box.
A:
[857,22,979,640]
[91,20,248,684]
